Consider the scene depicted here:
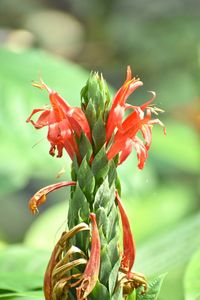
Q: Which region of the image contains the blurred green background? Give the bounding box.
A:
[0,1,200,299]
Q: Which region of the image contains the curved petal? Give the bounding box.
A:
[29,181,76,214]
[115,192,136,273]
[76,213,100,300]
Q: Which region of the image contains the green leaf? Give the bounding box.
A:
[108,258,121,296]
[96,207,108,238]
[92,116,106,153]
[93,178,111,210]
[106,204,118,241]
[68,184,90,228]
[0,245,49,293]
[100,246,112,286]
[79,133,93,162]
[111,286,123,300]
[136,274,165,300]
[90,281,110,300]
[0,290,43,299]
[107,236,119,267]
[0,48,90,195]
[108,160,117,187]
[92,148,109,184]
[134,212,200,276]
[77,157,95,201]
[84,99,97,129]
[184,248,200,300]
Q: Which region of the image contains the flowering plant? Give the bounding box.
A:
[27,67,164,300]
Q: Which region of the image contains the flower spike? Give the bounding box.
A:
[76,213,101,300]
[29,181,76,214]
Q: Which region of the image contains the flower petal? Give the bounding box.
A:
[29,181,76,214]
[76,213,100,300]
[115,192,136,273]
[106,67,143,142]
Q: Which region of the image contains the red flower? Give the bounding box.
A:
[76,213,100,300]
[106,66,143,142]
[26,81,91,160]
[115,191,136,275]
[29,181,76,214]
[106,67,165,169]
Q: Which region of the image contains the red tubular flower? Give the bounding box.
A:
[29,181,76,214]
[106,66,143,142]
[26,81,91,161]
[106,68,165,169]
[115,191,136,275]
[76,213,100,300]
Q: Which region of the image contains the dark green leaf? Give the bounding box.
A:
[92,148,109,184]
[93,178,111,210]
[108,160,117,187]
[96,207,108,238]
[68,184,90,228]
[77,157,95,201]
[79,133,93,162]
[109,258,121,296]
[100,247,112,286]
[84,99,97,129]
[92,116,106,153]
[107,236,120,267]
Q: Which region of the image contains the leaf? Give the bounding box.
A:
[136,274,165,300]
[92,148,109,184]
[109,258,121,296]
[93,178,111,210]
[0,290,43,299]
[84,99,97,129]
[111,285,123,300]
[184,248,200,300]
[79,133,93,162]
[108,160,117,187]
[68,184,90,228]
[77,157,95,201]
[134,212,200,276]
[92,116,106,153]
[107,236,120,267]
[96,207,108,238]
[0,245,49,293]
[99,246,113,286]
[0,48,90,195]
[90,281,111,300]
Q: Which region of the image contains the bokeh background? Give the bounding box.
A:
[0,1,200,299]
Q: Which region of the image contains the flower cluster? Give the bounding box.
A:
[27,67,164,170]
